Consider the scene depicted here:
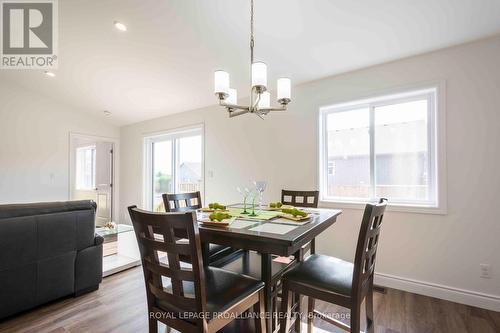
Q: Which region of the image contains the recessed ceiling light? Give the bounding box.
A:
[114,21,127,31]
[44,71,55,77]
[103,110,112,116]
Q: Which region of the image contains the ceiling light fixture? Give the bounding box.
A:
[214,0,291,118]
[114,21,127,32]
[44,71,55,77]
[103,110,112,116]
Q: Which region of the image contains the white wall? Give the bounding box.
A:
[120,36,500,310]
[0,81,119,204]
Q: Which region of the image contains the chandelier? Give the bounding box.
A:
[213,0,292,118]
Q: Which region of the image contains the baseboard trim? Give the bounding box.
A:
[374,272,500,312]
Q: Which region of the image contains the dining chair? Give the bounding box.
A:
[162,191,239,264]
[163,191,203,212]
[281,190,319,256]
[281,190,319,209]
[279,199,387,333]
[128,206,267,333]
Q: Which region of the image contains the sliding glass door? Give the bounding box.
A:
[152,140,173,211]
[145,126,203,212]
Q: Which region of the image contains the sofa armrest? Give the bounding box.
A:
[75,240,103,295]
[94,234,104,246]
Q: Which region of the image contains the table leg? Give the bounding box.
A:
[261,253,273,333]
[242,250,250,270]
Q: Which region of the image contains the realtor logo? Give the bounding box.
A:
[1,0,58,69]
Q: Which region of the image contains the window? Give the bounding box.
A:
[144,126,203,212]
[320,88,441,210]
[76,145,96,190]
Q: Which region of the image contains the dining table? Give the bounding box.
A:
[197,206,342,333]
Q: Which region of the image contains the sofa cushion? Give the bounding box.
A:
[0,216,37,271]
[0,264,36,319]
[36,252,76,305]
[37,212,77,259]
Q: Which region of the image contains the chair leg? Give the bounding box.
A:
[273,283,279,331]
[255,289,267,333]
[366,281,375,333]
[350,303,361,333]
[149,318,158,333]
[294,292,302,333]
[279,283,293,333]
[307,297,315,333]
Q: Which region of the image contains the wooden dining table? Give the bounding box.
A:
[197,207,342,333]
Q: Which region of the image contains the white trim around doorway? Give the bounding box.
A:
[68,132,120,224]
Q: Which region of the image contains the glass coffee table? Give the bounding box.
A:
[96,224,141,277]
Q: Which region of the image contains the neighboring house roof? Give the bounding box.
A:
[179,162,201,182]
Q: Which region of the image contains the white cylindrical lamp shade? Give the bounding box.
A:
[251,62,267,88]
[277,78,291,100]
[258,91,270,108]
[214,70,230,95]
[226,88,237,104]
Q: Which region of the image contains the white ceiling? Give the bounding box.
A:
[2,0,500,126]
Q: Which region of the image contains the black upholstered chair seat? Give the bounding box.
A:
[209,243,225,253]
[208,243,230,257]
[176,241,238,264]
[159,266,264,317]
[284,254,353,297]
[215,250,293,284]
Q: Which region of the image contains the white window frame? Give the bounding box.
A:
[75,145,96,190]
[143,124,205,211]
[319,84,447,214]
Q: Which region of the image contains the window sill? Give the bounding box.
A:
[319,199,447,215]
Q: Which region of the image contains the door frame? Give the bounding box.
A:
[142,123,205,211]
[69,132,120,223]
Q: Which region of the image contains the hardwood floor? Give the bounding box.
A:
[0,267,498,333]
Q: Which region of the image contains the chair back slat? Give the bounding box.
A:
[281,190,319,208]
[352,198,387,298]
[166,227,184,295]
[148,282,197,309]
[139,236,192,255]
[128,206,207,317]
[163,191,203,212]
[143,258,195,281]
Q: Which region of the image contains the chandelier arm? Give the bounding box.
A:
[219,99,241,108]
[229,109,250,117]
[258,105,287,113]
[251,90,261,111]
[219,101,250,111]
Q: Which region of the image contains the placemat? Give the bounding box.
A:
[227,208,280,220]
[230,219,259,229]
[268,217,311,226]
[249,223,298,235]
